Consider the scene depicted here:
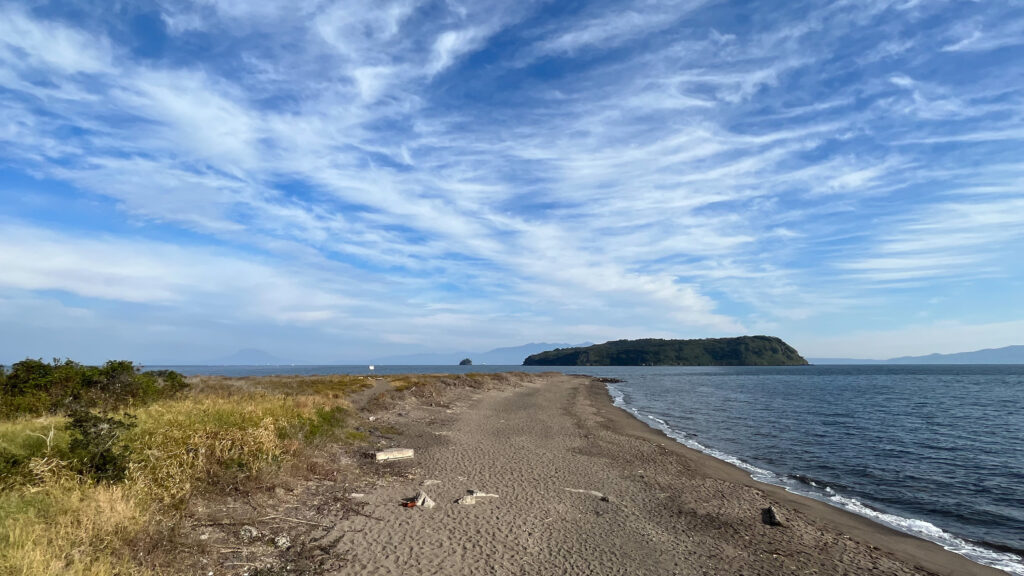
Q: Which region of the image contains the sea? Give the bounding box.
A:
[155,364,1024,575]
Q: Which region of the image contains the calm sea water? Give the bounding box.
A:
[154,364,1023,574]
[589,365,1024,575]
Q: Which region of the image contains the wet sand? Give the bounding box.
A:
[329,373,1005,575]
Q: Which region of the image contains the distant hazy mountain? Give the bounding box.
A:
[206,348,299,365]
[886,345,1024,364]
[371,342,590,366]
[807,357,884,365]
[810,345,1024,365]
[476,343,592,365]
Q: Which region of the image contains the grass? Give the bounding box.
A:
[365,372,528,412]
[0,417,72,488]
[0,477,144,576]
[0,371,528,575]
[0,374,376,576]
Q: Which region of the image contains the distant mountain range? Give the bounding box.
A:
[810,345,1024,365]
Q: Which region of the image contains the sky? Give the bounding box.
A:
[1,0,1024,364]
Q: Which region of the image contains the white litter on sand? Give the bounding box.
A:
[455,489,499,505]
[414,491,436,509]
[564,488,605,498]
[373,448,414,462]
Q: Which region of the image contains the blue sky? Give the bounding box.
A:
[2,0,1023,363]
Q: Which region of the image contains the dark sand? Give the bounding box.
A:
[329,374,1005,575]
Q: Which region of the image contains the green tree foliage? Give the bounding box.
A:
[522,336,809,366]
[0,359,188,417]
[66,410,137,482]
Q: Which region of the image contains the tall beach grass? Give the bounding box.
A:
[0,373,373,576]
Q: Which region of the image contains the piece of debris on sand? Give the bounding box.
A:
[762,505,784,526]
[564,488,606,499]
[372,448,414,462]
[401,490,436,509]
[455,489,499,505]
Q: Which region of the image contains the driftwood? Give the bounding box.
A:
[371,448,414,462]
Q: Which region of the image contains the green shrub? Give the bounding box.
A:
[0,448,27,487]
[302,406,349,441]
[67,411,137,483]
[0,359,188,417]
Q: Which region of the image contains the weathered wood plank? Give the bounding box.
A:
[372,448,414,462]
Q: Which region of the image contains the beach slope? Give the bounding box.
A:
[330,374,1003,575]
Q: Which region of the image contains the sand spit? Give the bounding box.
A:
[326,374,1003,576]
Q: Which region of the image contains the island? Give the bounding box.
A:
[459,358,473,366]
[522,336,808,366]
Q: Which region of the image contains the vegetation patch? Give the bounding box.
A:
[365,372,528,412]
[0,359,187,417]
[0,362,380,576]
[523,336,809,366]
[0,364,530,575]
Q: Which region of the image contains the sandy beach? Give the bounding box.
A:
[329,373,1004,575]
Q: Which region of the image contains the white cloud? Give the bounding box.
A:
[0,222,355,324]
[113,69,263,169]
[837,197,1024,283]
[429,27,489,75]
[889,74,915,88]
[527,0,709,58]
[2,1,1024,359]
[941,20,1024,52]
[315,0,422,59]
[0,5,113,74]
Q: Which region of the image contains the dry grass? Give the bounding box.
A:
[0,374,375,576]
[188,374,372,398]
[1,417,72,488]
[0,473,145,576]
[127,396,303,506]
[364,372,530,412]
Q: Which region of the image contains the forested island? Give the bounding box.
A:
[522,336,808,366]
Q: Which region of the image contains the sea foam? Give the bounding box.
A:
[604,382,1024,576]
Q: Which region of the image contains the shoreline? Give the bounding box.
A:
[328,373,1006,575]
[584,378,1009,576]
[602,379,1024,573]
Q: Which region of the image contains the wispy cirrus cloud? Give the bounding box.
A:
[942,18,1024,53]
[0,7,113,74]
[838,195,1024,284]
[0,222,356,323]
[524,0,710,59]
[1,0,1023,360]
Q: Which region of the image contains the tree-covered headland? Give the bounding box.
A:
[522,336,808,366]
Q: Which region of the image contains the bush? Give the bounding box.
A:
[0,359,188,417]
[0,369,374,575]
[0,448,27,487]
[67,411,137,483]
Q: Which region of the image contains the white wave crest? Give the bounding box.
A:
[601,382,1024,576]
